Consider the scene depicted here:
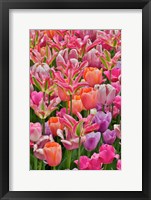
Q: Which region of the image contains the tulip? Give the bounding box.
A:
[48,117,63,137]
[114,124,121,139]
[113,95,121,110]
[83,48,102,68]
[112,81,121,95]
[30,122,42,142]
[89,153,102,170]
[30,94,60,119]
[68,95,84,115]
[99,144,116,164]
[116,159,121,170]
[97,30,121,50]
[83,132,101,151]
[30,91,43,106]
[33,135,54,160]
[30,63,53,93]
[93,111,112,133]
[104,67,121,82]
[75,30,97,42]
[96,84,116,106]
[102,129,116,145]
[74,156,90,170]
[58,86,70,101]
[45,122,52,135]
[58,113,99,150]
[81,87,99,110]
[43,142,62,167]
[83,67,103,87]
[74,153,102,170]
[52,60,89,98]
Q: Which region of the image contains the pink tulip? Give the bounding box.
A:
[57,113,99,150]
[116,159,121,170]
[30,122,42,142]
[83,48,102,68]
[30,94,60,119]
[30,63,53,92]
[99,144,116,164]
[114,124,121,139]
[74,156,90,170]
[74,153,102,170]
[96,84,116,105]
[30,91,43,106]
[89,153,102,170]
[52,60,89,97]
[104,67,121,82]
[112,81,121,95]
[113,95,121,110]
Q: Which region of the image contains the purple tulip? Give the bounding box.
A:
[93,111,112,133]
[45,122,52,135]
[102,129,116,145]
[83,132,101,151]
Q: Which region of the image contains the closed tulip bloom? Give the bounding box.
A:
[48,117,63,137]
[102,129,116,145]
[81,87,98,110]
[30,91,43,106]
[33,135,54,160]
[99,144,116,164]
[69,95,84,115]
[116,159,121,170]
[114,124,121,139]
[30,122,42,142]
[83,132,101,151]
[96,84,116,105]
[113,95,121,110]
[43,142,62,167]
[93,111,112,133]
[83,67,103,87]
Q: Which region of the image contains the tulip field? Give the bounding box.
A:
[30,30,121,170]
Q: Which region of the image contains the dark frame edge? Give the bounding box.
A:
[1,0,151,200]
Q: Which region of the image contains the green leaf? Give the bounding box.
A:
[113,40,117,47]
[104,49,111,62]
[32,77,42,91]
[76,121,84,137]
[100,57,108,69]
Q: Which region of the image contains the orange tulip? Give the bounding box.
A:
[68,95,84,115]
[44,142,62,167]
[81,87,98,110]
[83,67,103,87]
[48,117,63,137]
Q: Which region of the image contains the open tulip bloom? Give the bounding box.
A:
[30,29,121,170]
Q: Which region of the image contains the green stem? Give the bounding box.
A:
[66,101,68,114]
[34,157,38,170]
[39,160,42,170]
[102,105,104,112]
[53,166,56,170]
[70,95,72,116]
[78,137,81,170]
[42,162,45,170]
[104,164,107,170]
[66,150,72,169]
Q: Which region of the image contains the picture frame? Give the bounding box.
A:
[0,0,151,199]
